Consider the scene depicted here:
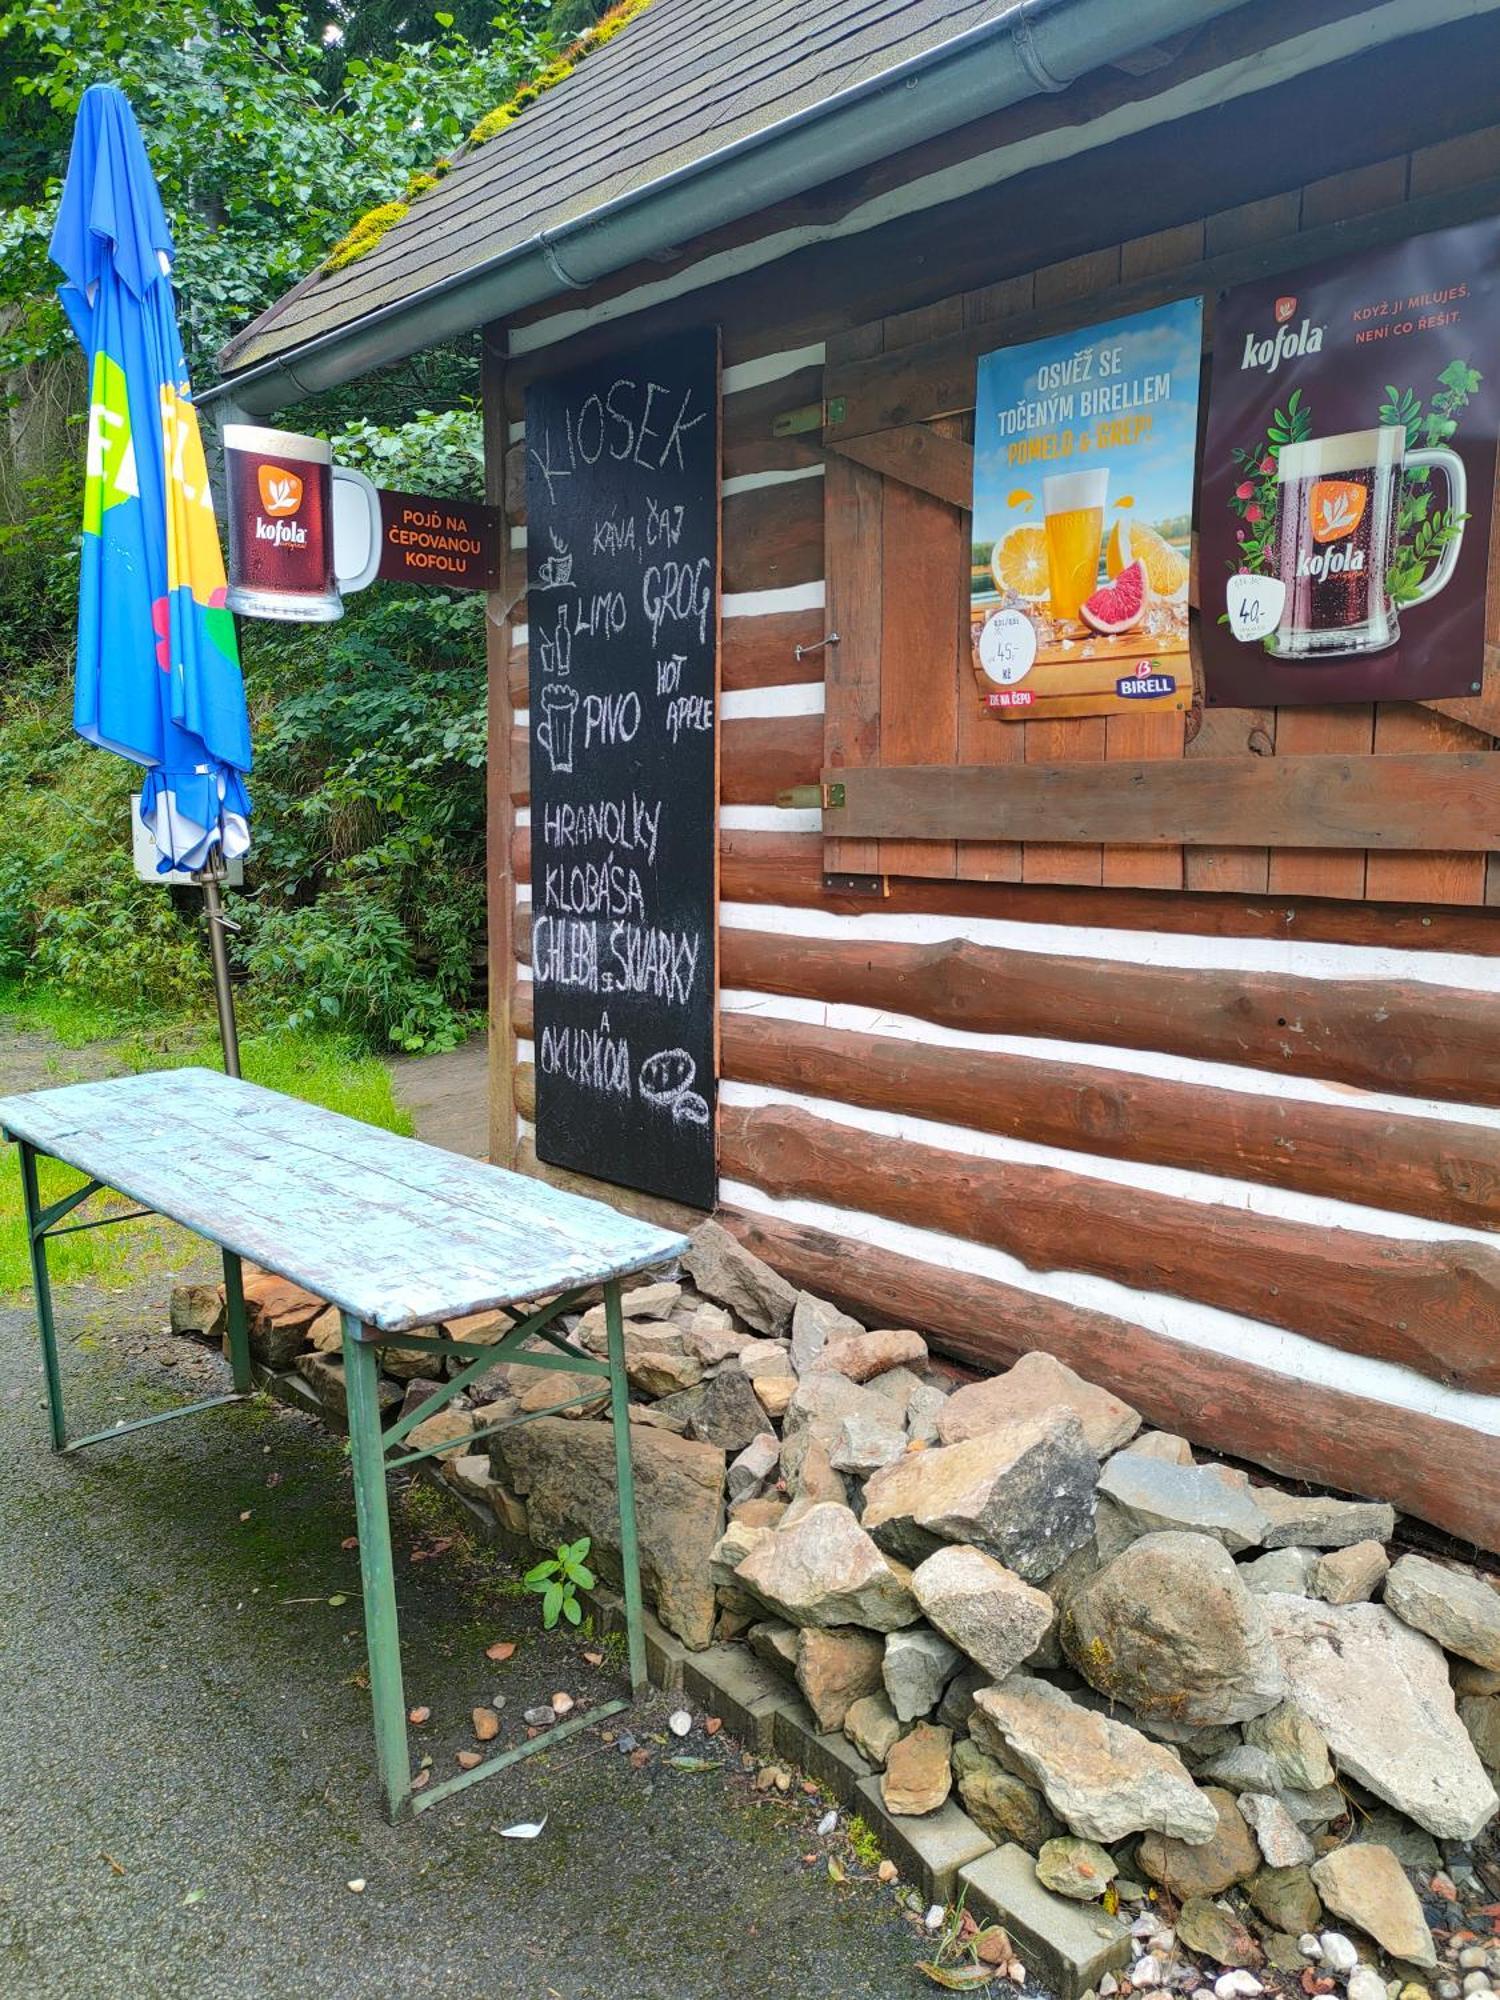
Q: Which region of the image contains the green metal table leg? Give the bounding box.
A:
[222,1248,251,1394]
[342,1314,413,1822]
[19,1143,66,1452]
[605,1278,647,1695]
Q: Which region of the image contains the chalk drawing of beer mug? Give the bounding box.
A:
[1269,424,1466,660]
[536,681,579,775]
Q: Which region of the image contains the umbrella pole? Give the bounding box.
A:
[196,858,242,1079]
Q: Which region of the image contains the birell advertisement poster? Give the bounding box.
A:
[970,297,1203,721]
[1201,217,1500,708]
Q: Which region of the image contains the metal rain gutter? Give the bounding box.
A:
[205,0,1257,415]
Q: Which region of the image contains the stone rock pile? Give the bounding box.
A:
[173,1221,1500,1988]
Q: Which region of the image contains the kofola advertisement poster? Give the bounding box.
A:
[1201,218,1500,708]
[970,298,1202,721]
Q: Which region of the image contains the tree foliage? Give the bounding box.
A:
[0,0,545,380]
[0,0,589,1050]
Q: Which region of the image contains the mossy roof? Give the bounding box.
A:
[217,0,1016,379]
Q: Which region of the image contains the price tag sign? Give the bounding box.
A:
[978,607,1038,686]
[1225,572,1286,643]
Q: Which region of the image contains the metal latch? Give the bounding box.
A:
[775,782,846,811]
[772,396,846,437]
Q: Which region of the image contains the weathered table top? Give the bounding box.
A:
[0,1068,688,1333]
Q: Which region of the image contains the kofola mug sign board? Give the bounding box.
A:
[1201,217,1500,706]
[524,329,719,1210]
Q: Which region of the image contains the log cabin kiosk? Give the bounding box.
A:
[210,0,1500,1551]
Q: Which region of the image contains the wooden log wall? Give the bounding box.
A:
[493,45,1500,1548]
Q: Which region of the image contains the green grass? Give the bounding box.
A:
[0,980,412,1296]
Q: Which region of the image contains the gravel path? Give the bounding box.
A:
[0,1037,934,2000]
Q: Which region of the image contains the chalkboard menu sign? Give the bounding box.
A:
[524,330,720,1210]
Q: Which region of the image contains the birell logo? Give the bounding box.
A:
[255,463,308,546]
[1241,295,1325,374]
[1115,662,1178,700]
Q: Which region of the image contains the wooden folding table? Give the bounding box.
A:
[0,1066,687,1820]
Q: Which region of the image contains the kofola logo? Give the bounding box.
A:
[1241,291,1325,374]
[1298,478,1370,582]
[254,462,308,546]
[1310,479,1366,544]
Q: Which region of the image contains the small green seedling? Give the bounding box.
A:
[524,1537,595,1628]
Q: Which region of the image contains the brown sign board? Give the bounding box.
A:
[376,490,500,590]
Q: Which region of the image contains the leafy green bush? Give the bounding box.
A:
[0,396,489,1052]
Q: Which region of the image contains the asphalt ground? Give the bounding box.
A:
[0,1271,937,2000]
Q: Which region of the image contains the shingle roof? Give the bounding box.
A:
[218,0,1020,376]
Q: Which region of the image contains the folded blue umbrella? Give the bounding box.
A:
[51,82,251,873]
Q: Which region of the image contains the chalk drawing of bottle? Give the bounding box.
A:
[537,602,572,679]
[537,682,579,775]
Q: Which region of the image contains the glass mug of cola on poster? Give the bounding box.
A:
[1043,469,1108,624]
[1270,424,1466,658]
[223,424,382,622]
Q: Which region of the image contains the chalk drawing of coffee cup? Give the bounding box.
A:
[639,1048,710,1126]
[537,552,574,589]
[537,681,579,775]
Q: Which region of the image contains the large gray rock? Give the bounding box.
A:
[911,1545,1054,1681]
[883,1626,963,1723]
[1310,1843,1437,1968]
[881,1720,953,1817]
[1242,1701,1334,1791]
[734,1502,919,1632]
[1384,1553,1500,1672]
[493,1417,723,1650]
[1237,1791,1314,1869]
[1240,1547,1317,1596]
[780,1370,896,1486]
[905,1383,949,1445]
[681,1221,797,1338]
[789,1291,862,1375]
[1255,1488,1396,1549]
[938,1350,1140,1457]
[748,1619,799,1680]
[829,1412,908,1477]
[794,1626,884,1731]
[860,1411,1097,1581]
[843,1691,904,1768]
[1266,1593,1499,1840]
[1136,1785,1261,1896]
[684,1367,769,1452]
[952,1739,1060,1852]
[1096,1455,1271,1554]
[1062,1532,1286,1726]
[819,1327,928,1384]
[1460,1693,1500,1774]
[1312,1539,1388,1606]
[727,1431,780,1503]
[972,1675,1218,1845]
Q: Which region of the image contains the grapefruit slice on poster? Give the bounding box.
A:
[1080,559,1148,635]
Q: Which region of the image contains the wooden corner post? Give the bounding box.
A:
[482,326,519,1168]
